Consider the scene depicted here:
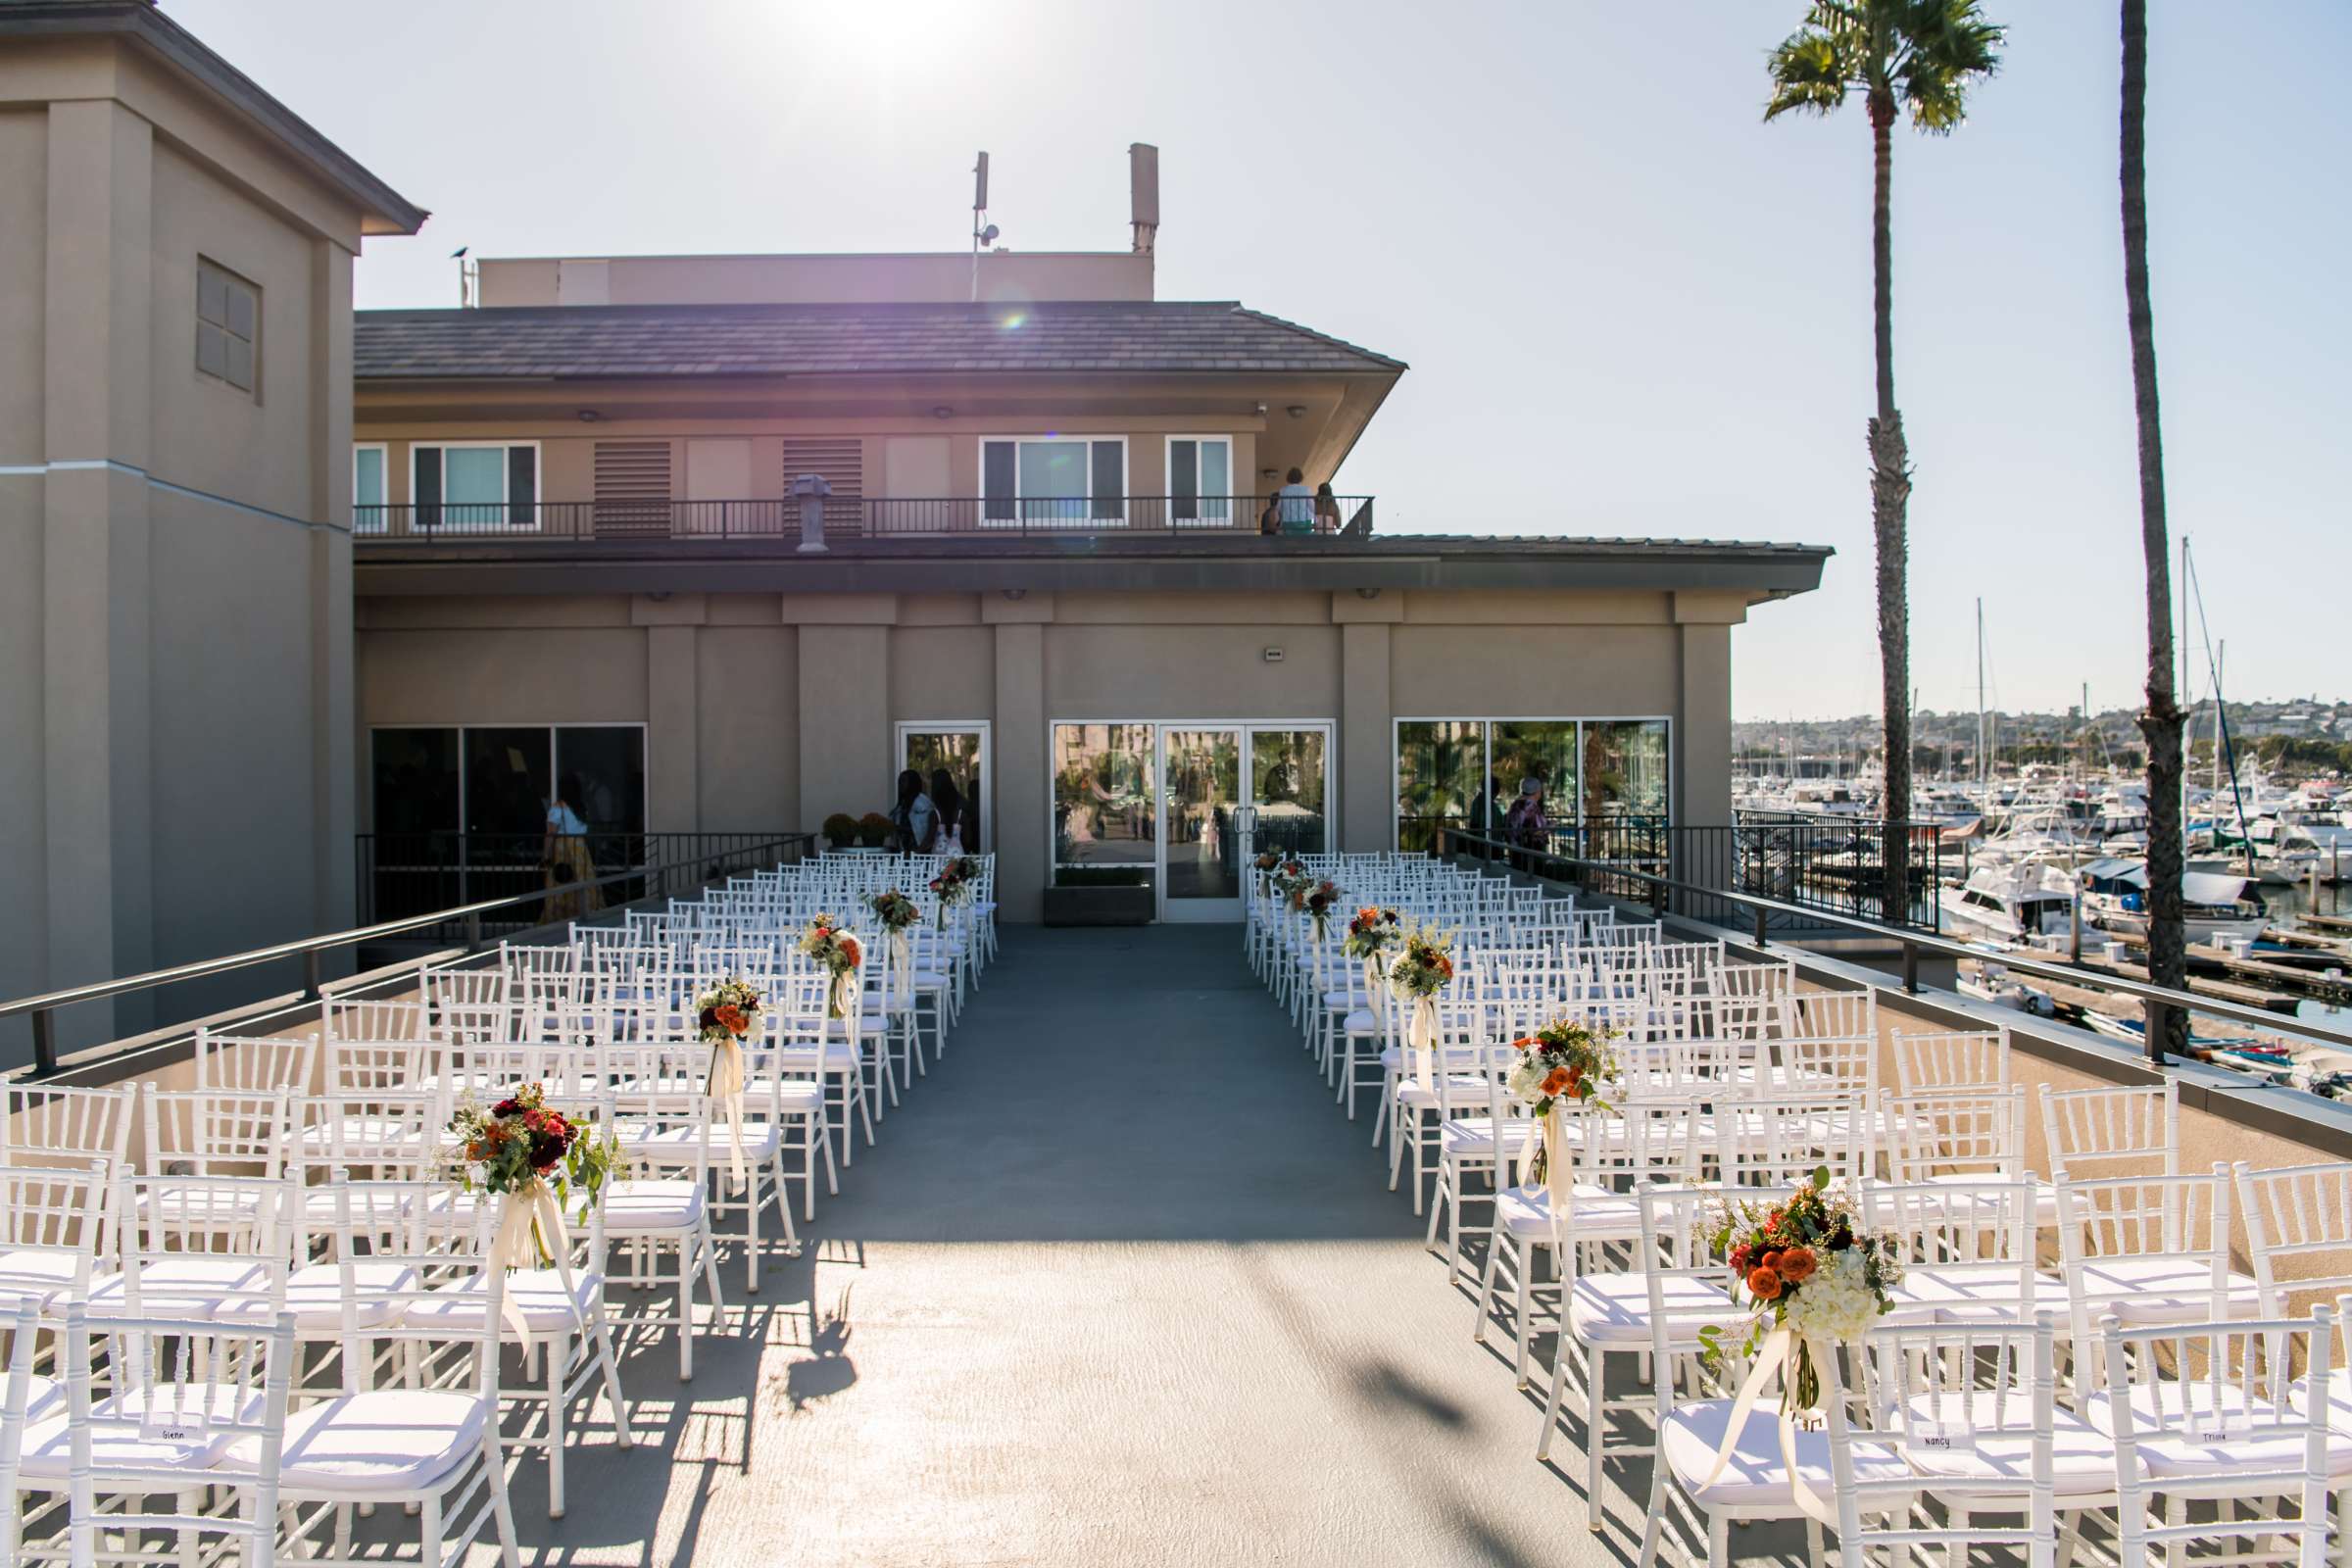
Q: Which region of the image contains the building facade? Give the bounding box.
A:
[350,229,1827,923]
[0,0,421,1040]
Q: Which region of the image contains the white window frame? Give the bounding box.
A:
[1389,715,1676,852]
[979,434,1130,528]
[1163,434,1237,526]
[410,439,543,532]
[352,443,388,535]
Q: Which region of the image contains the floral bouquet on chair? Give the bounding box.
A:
[1702,1169,1900,1417]
[1267,858,1311,908]
[1505,1018,1621,1186]
[1342,906,1402,959]
[1387,923,1455,1072]
[447,1083,619,1274]
[927,859,976,932]
[1289,878,1343,939]
[799,914,864,1019]
[695,977,761,1177]
[865,889,920,931]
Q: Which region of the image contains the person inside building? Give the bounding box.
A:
[930,768,967,856]
[892,768,938,854]
[1504,777,1549,853]
[541,772,603,921]
[1275,467,1316,535]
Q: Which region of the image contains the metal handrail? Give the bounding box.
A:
[0,833,815,1076]
[1437,825,2352,1066]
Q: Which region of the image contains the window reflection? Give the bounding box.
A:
[1053,722,1154,885]
[1250,728,1328,858]
[1396,720,1487,854]
[1582,720,1671,820]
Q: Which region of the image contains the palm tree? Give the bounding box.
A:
[1766,1,2003,923]
[2121,0,2186,1057]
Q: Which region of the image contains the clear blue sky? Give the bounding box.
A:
[172,0,2351,722]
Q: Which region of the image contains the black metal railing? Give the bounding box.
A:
[0,833,815,1078]
[1440,812,1944,931]
[356,831,800,930]
[353,496,1375,543]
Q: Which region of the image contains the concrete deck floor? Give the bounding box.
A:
[465,925,1755,1568]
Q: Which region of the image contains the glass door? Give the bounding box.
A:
[899,722,991,855]
[1248,727,1330,859]
[1158,728,1242,920]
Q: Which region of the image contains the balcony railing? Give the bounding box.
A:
[353,495,1376,543]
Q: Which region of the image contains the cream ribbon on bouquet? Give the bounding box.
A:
[1701,1327,1834,1526]
[889,930,913,1010]
[705,1032,749,1185]
[1408,993,1439,1092]
[1514,1102,1573,1211]
[1361,953,1389,1031]
[489,1178,573,1353]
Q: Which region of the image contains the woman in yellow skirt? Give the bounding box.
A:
[541,774,605,923]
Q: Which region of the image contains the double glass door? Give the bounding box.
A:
[1157,723,1331,922]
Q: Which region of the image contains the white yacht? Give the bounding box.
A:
[2075,857,2268,945]
[1944,863,2078,947]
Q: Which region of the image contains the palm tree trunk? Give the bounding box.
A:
[2122,0,2187,1058]
[1868,97,1914,923]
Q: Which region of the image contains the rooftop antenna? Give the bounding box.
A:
[451,246,476,309]
[969,153,999,304]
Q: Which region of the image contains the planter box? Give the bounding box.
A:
[1042,884,1154,927]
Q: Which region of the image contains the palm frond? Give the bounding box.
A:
[1894,0,2005,133]
[1764,27,1855,122]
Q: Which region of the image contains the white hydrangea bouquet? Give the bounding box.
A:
[1701,1168,1899,1416]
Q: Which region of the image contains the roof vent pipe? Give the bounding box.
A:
[1129,143,1159,256]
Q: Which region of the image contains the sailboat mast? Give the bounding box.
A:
[1976,599,1986,791]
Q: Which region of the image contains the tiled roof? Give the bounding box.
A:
[354,300,1406,380]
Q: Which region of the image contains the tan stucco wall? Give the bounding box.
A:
[352,586,1745,922]
[0,39,389,1059]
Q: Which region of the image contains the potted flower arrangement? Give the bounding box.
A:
[857,811,895,850]
[447,1083,619,1281]
[798,913,863,1019]
[821,813,859,853]
[695,977,760,1179]
[1505,1018,1621,1187]
[1702,1168,1900,1417]
[1387,923,1455,1077]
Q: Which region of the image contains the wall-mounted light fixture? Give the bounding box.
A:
[933,406,955,419]
[1262,646,1285,663]
[1354,587,1382,601]
[1286,405,1308,419]
[1259,466,1279,479]
[577,410,601,422]
[1003,588,1028,602]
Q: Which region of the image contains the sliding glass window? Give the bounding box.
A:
[1394,718,1670,852]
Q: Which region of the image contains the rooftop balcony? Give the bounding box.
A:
[354,494,1376,544]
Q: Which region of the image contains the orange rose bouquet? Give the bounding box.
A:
[799,914,864,1019]
[1703,1170,1899,1414]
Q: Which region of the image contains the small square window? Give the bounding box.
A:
[196,258,259,397]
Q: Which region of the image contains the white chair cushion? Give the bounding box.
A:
[822,1015,891,1038]
[2075,1257,2260,1324]
[1887,1264,2066,1325]
[1341,1009,1380,1036]
[20,1385,265,1478]
[773,1043,866,1073]
[1497,1185,1641,1243]
[1660,1398,1908,1509]
[214,1261,416,1332]
[2089,1381,2352,1479]
[1440,1116,1534,1159]
[626,1121,786,1159]
[1391,1075,1495,1110]
[1898,1392,2124,1494]
[600,1178,706,1233]
[87,1257,277,1320]
[294,1117,434,1156]
[221,1390,487,1495]
[406,1267,601,1336]
[0,1248,90,1307]
[1567,1272,1738,1348]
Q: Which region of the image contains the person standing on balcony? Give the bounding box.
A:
[1275,468,1315,535]
[1314,482,1343,534]
[892,769,938,855]
[540,773,603,922]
